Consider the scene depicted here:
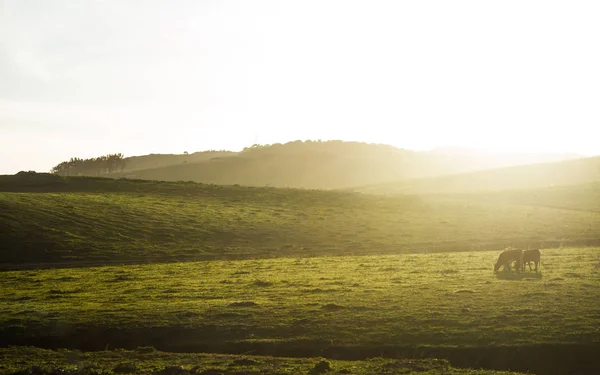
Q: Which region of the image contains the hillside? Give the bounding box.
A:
[122,150,235,173]
[1,173,600,265]
[97,141,580,189]
[455,181,600,213]
[354,155,600,195]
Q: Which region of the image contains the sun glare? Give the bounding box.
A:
[1,0,599,172]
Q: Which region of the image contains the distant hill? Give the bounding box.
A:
[429,146,580,166]
[354,156,600,195]
[122,150,235,173]
[1,173,599,265]
[107,140,580,189]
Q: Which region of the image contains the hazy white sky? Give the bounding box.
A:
[1,0,599,174]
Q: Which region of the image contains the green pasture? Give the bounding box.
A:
[2,176,600,264]
[2,248,598,351]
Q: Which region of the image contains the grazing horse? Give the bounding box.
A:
[521,249,541,272]
[494,248,523,272]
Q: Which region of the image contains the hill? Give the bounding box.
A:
[78,141,579,189]
[1,173,600,265]
[454,181,600,213]
[122,150,235,173]
[354,155,600,195]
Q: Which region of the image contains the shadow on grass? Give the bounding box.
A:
[495,271,543,281]
[2,322,600,375]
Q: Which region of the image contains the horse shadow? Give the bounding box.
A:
[495,271,543,281]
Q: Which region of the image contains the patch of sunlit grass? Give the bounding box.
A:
[1,247,598,352]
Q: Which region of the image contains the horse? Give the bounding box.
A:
[494,248,523,272]
[521,249,541,272]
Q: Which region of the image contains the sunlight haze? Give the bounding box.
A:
[1,0,599,174]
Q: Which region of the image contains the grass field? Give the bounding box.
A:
[2,175,600,265]
[2,248,599,374]
[2,174,600,374]
[0,347,527,375]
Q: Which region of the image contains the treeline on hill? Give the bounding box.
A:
[51,153,126,177]
[240,139,399,154]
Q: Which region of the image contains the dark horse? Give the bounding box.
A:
[494,248,523,272]
[521,249,541,272]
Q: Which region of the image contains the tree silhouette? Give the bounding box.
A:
[51,153,126,177]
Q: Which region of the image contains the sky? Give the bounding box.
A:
[1,0,599,174]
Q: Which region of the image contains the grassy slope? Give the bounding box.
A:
[0,347,524,375]
[354,156,600,195]
[116,148,427,189]
[122,151,235,173]
[2,174,600,264]
[1,248,598,373]
[451,182,600,213]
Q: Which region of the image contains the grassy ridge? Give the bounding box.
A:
[2,175,600,264]
[452,182,600,213]
[0,347,525,375]
[354,156,600,195]
[1,248,598,374]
